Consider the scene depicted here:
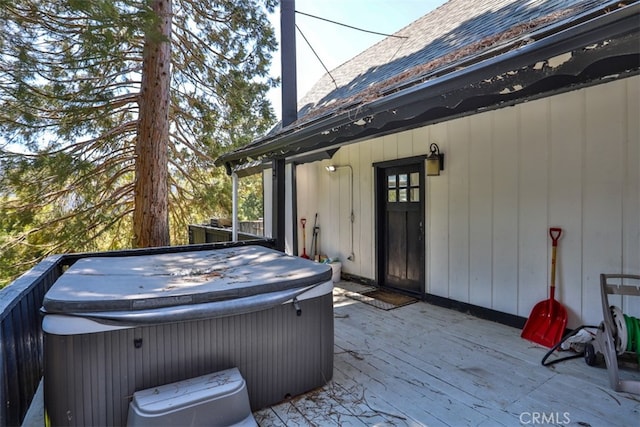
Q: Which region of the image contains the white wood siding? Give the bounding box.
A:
[262,163,297,255]
[289,76,640,327]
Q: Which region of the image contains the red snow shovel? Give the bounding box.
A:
[521,227,567,348]
[300,218,310,259]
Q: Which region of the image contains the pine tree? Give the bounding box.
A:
[134,0,172,247]
[0,0,277,285]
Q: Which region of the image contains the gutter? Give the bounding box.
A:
[216,2,640,174]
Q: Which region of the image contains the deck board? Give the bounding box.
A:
[23,283,640,427]
[254,285,640,426]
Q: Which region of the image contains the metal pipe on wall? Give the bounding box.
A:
[326,164,355,261]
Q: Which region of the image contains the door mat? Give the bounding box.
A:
[344,288,418,310]
[335,281,376,294]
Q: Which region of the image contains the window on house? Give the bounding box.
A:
[388,173,420,203]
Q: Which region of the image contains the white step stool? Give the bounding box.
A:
[127,367,257,427]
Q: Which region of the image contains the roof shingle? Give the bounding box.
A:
[297,0,603,122]
[216,0,639,171]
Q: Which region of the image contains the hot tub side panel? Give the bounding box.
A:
[44,293,334,426]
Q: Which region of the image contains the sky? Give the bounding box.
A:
[267,0,448,120]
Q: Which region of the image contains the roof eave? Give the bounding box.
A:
[216,3,640,173]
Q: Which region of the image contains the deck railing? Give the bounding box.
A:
[0,239,275,426]
[188,223,264,244]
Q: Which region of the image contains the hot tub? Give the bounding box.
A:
[41,245,334,426]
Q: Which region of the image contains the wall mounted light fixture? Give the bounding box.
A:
[426,143,444,176]
[325,164,355,261]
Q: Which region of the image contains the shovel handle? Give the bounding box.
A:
[549,227,562,247]
[549,227,562,291]
[300,218,306,227]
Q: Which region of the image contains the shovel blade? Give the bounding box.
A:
[521,298,568,348]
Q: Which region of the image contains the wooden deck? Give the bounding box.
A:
[22,282,639,427]
[254,283,640,426]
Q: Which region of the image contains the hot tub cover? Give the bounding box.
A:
[42,245,332,324]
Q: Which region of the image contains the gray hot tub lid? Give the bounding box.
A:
[42,245,332,314]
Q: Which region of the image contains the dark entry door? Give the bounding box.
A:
[377,162,425,295]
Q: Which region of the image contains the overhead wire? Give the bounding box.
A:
[293,9,411,90]
[295,24,338,89]
[295,10,409,40]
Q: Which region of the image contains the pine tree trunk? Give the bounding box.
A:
[133,0,172,247]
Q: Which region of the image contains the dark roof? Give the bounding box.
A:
[297,0,600,119]
[217,0,640,173]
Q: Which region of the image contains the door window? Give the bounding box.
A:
[387,172,420,203]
